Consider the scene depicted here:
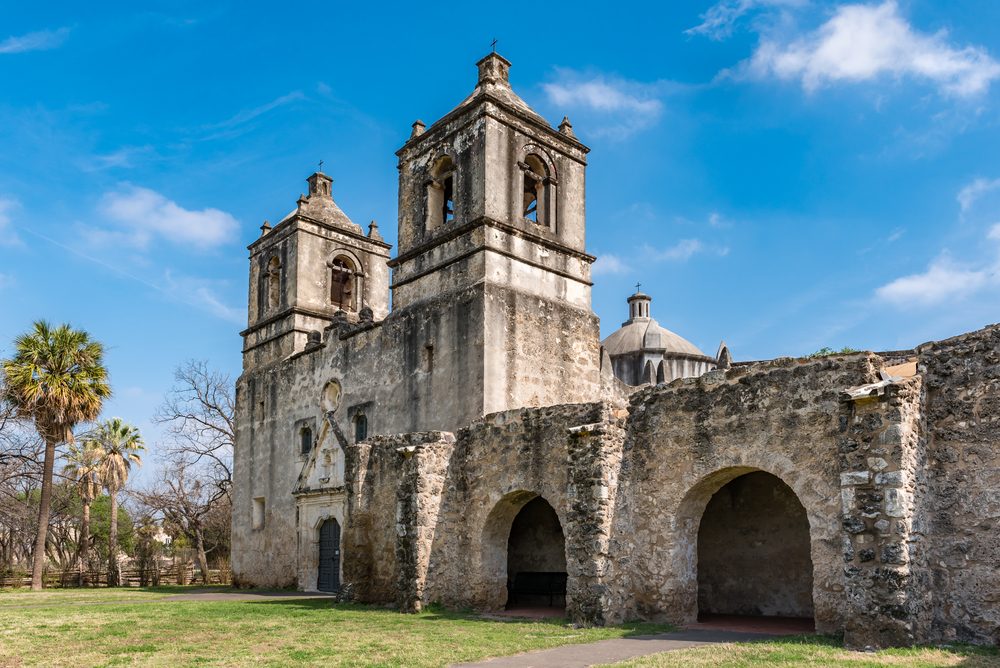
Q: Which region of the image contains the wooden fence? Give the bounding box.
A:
[0,563,231,588]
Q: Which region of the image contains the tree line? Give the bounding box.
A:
[0,321,233,590]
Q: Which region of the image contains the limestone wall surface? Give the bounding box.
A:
[917,326,1000,646]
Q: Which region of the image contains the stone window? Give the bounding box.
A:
[354,414,368,443]
[329,256,357,311]
[426,155,456,231]
[519,154,555,229]
[252,497,266,530]
[264,256,281,312]
[300,426,313,455]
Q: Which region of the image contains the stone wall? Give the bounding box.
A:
[604,355,881,634]
[917,326,1000,645]
[838,375,925,648]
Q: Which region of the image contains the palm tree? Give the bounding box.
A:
[63,440,103,582]
[1,321,110,590]
[94,418,144,586]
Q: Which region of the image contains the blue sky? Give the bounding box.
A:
[3,0,1000,460]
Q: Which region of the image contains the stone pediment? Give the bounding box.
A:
[295,412,348,495]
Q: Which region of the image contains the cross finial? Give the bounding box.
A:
[318,159,324,173]
[491,38,497,53]
[635,282,642,293]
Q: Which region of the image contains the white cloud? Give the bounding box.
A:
[989,224,1000,241]
[0,27,70,54]
[686,0,806,40]
[0,198,22,246]
[957,176,1000,212]
[542,70,664,138]
[96,185,239,250]
[0,273,13,289]
[876,258,992,306]
[592,254,630,276]
[746,1,1000,97]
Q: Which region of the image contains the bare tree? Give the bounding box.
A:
[154,360,234,491]
[0,395,43,574]
[141,360,235,584]
[133,459,229,584]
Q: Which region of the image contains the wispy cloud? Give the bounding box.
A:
[0,198,23,246]
[82,145,156,172]
[957,176,1000,213]
[162,271,244,324]
[0,273,13,289]
[541,69,664,139]
[0,27,70,54]
[686,0,806,40]
[22,227,242,324]
[592,254,630,276]
[743,1,1000,97]
[199,91,304,141]
[95,185,239,250]
[640,238,729,262]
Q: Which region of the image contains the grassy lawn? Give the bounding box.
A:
[0,586,666,667]
[605,634,1000,667]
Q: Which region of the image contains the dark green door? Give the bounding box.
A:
[318,519,341,592]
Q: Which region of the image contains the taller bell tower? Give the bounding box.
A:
[391,52,601,414]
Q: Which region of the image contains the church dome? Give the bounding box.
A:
[601,290,718,387]
[602,292,707,358]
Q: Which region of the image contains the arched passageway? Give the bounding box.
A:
[505,496,567,610]
[697,471,814,623]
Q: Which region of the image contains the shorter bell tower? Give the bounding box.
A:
[241,171,391,368]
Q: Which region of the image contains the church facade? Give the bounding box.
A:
[231,53,1000,649]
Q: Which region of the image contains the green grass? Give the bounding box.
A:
[0,586,667,667]
[604,634,1000,667]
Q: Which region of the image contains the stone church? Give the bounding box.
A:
[231,53,1000,649]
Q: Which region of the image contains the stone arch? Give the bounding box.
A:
[426,153,457,230]
[477,490,568,610]
[671,465,830,628]
[517,145,558,230]
[327,251,363,311]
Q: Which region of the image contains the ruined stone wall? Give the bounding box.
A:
[917,325,1000,645]
[606,355,883,634]
[838,376,926,648]
[341,403,622,619]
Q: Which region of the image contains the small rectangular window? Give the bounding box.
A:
[300,427,313,455]
[252,497,266,530]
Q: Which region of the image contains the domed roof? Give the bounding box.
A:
[601,292,710,358]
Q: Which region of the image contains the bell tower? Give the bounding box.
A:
[390,52,601,414]
[241,171,391,368]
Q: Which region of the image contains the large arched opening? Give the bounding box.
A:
[478,491,567,614]
[696,471,814,628]
[506,497,567,610]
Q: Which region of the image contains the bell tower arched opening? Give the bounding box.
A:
[697,471,815,625]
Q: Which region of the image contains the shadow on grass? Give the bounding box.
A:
[238,598,672,636]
